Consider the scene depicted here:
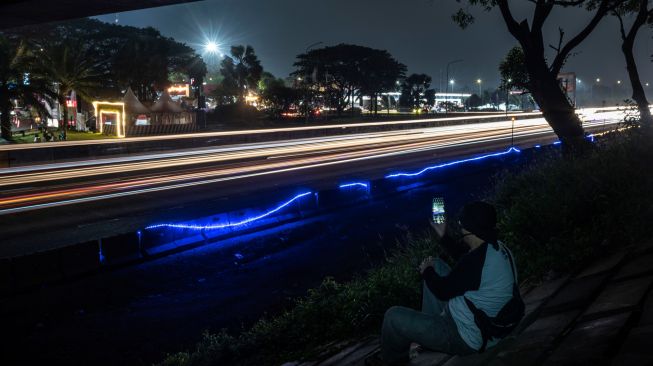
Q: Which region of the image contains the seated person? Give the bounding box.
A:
[375,201,522,365]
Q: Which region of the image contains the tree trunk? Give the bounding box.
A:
[60,96,68,140]
[526,55,586,151]
[623,40,651,125]
[619,2,652,127]
[0,97,12,141]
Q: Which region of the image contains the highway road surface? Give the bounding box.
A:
[0,109,624,256]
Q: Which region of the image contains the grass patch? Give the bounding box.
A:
[9,130,116,143]
[160,129,653,366]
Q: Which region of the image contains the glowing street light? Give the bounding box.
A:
[204,41,219,54]
[476,79,482,103]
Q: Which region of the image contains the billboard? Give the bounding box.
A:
[168,84,190,97]
[557,72,576,105]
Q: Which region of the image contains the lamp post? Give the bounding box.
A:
[476,79,482,106]
[445,59,463,114]
[591,78,600,106]
[505,78,512,117]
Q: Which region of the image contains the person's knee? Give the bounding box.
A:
[383,306,408,326]
[384,306,403,319]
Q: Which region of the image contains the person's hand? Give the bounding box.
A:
[429,220,446,239]
[419,256,434,274]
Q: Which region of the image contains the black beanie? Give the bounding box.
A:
[459,201,498,244]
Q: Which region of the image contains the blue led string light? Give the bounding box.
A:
[385,147,521,179]
[146,191,313,230]
[339,182,369,189]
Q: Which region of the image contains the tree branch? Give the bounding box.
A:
[497,0,528,43]
[550,0,622,75]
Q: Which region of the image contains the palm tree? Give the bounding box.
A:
[35,42,106,139]
[0,37,55,141]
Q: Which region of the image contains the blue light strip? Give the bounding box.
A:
[146,191,313,230]
[339,182,369,189]
[385,147,521,178]
[553,141,562,145]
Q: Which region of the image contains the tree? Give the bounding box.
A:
[35,41,106,138]
[0,37,55,141]
[260,78,301,118]
[293,44,404,116]
[453,1,625,150]
[357,50,406,114]
[220,45,263,103]
[612,0,653,125]
[499,46,530,92]
[5,18,206,102]
[400,73,432,109]
[466,93,483,109]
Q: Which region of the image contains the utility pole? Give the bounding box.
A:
[445,59,463,114]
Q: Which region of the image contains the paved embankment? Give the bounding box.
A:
[286,240,653,365]
[0,113,541,167]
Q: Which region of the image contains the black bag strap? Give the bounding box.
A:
[464,242,521,353]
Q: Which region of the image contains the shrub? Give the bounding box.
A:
[159,233,441,365]
[491,129,653,280]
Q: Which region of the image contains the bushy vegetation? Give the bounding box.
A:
[161,129,653,366]
[492,129,653,280]
[160,233,439,366]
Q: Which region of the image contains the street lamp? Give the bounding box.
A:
[204,41,219,54]
[445,59,463,114]
[591,78,600,106]
[476,79,482,103]
[505,78,512,116]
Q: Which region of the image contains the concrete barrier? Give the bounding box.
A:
[11,250,63,290]
[100,233,141,265]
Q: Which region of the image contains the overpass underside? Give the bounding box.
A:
[0,0,202,30]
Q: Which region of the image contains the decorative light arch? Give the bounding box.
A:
[92,101,126,138]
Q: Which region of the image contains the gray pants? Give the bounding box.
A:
[381,259,475,364]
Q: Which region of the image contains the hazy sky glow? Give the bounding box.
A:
[95,0,652,92]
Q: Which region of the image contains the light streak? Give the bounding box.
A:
[553,141,562,145]
[339,182,369,189]
[145,191,312,231]
[385,147,521,178]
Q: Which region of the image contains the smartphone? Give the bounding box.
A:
[432,197,446,224]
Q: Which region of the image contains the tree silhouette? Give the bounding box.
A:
[400,73,432,109]
[612,0,653,125]
[0,37,56,141]
[453,0,624,150]
[35,41,107,138]
[220,45,263,103]
[293,44,405,116]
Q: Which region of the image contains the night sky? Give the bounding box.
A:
[95,0,652,92]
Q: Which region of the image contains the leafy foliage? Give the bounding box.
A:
[260,78,301,118]
[399,73,433,109]
[491,130,653,279]
[160,233,440,365]
[219,45,263,103]
[499,46,529,92]
[293,44,405,115]
[0,36,56,140]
